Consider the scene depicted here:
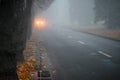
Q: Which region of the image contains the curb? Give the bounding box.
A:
[71,28,120,42]
[82,31,120,42]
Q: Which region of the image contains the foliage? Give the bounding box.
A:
[17,57,36,80]
[94,0,120,29]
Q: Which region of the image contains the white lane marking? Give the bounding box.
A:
[77,41,85,44]
[68,36,72,38]
[98,51,112,58]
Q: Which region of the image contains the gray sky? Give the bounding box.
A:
[40,0,95,26]
[42,0,70,25]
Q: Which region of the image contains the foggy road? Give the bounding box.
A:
[36,26,120,80]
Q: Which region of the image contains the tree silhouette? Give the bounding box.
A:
[94,0,120,29]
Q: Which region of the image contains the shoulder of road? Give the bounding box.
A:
[69,27,120,42]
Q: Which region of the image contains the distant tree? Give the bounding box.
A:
[94,0,120,29]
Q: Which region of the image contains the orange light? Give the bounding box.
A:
[36,21,40,25]
[34,18,46,28]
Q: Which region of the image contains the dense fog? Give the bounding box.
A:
[32,0,95,27]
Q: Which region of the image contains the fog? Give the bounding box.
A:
[31,1,120,80]
[69,0,95,26]
[42,0,70,25]
[33,0,95,27]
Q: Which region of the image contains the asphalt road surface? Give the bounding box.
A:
[35,26,120,80]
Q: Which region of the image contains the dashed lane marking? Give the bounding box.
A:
[98,51,112,58]
[77,41,85,45]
